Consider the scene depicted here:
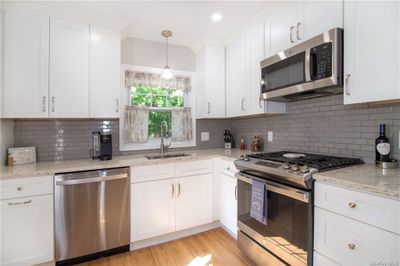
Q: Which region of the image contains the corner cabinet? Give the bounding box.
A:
[195,45,225,118]
[49,18,90,117]
[343,1,400,104]
[90,25,121,118]
[2,12,49,118]
[226,36,247,117]
[226,24,286,118]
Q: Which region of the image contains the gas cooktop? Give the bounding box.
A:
[234,151,363,189]
[248,151,364,171]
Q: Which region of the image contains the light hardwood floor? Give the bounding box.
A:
[78,228,252,266]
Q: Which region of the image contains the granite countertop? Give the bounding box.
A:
[0,148,247,180]
[313,164,400,200]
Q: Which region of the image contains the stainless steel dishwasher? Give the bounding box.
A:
[54,167,130,265]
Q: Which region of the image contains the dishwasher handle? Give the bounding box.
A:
[56,173,128,186]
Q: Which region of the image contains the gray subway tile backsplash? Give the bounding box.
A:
[14,95,400,163]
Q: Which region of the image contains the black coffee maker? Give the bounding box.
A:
[91,131,112,160]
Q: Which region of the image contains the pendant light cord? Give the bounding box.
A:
[165,36,169,66]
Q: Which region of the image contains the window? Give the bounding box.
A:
[130,87,185,138]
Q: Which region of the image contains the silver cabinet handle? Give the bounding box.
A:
[207,102,210,114]
[241,98,245,111]
[8,200,32,206]
[348,243,356,250]
[177,183,181,198]
[51,97,55,112]
[171,184,175,198]
[296,22,301,40]
[42,96,47,112]
[17,186,23,191]
[289,26,295,44]
[345,74,351,95]
[348,202,357,208]
[116,98,119,113]
[235,185,238,200]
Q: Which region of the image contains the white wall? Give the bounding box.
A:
[121,37,196,71]
[0,119,14,166]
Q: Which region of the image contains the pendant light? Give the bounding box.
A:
[161,30,174,80]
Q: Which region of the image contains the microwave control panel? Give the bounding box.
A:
[310,42,332,80]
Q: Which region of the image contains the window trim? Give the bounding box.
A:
[119,64,196,151]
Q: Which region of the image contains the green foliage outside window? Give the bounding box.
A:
[131,87,184,138]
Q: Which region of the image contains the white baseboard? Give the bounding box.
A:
[130,221,221,251]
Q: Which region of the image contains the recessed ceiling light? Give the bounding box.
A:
[211,13,222,22]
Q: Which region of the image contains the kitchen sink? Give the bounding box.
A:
[145,152,193,160]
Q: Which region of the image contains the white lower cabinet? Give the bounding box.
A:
[1,194,54,266]
[314,182,400,266]
[175,174,213,231]
[220,170,238,236]
[131,179,175,242]
[130,160,213,242]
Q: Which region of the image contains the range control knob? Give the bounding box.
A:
[300,166,310,173]
[283,163,291,170]
[291,164,300,171]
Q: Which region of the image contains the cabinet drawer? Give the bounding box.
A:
[175,160,212,177]
[315,182,400,234]
[222,161,237,177]
[314,208,399,266]
[0,176,53,200]
[131,163,175,183]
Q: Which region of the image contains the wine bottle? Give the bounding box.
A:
[375,124,390,162]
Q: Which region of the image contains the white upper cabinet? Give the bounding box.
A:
[344,1,400,104]
[49,18,89,117]
[226,36,247,117]
[196,45,225,118]
[301,1,343,41]
[246,23,265,115]
[3,12,49,118]
[90,25,121,118]
[266,1,343,56]
[268,2,299,55]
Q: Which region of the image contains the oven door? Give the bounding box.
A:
[236,172,312,266]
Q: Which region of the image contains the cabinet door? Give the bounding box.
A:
[246,23,265,115]
[1,195,54,266]
[226,36,247,117]
[344,1,400,104]
[3,12,49,118]
[268,2,298,55]
[301,1,343,41]
[131,179,175,242]
[220,173,237,236]
[50,18,89,117]
[205,46,225,117]
[175,174,213,231]
[90,25,121,118]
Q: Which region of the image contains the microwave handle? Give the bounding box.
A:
[305,49,312,82]
[235,172,309,203]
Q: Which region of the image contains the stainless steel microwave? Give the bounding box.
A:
[260,28,343,102]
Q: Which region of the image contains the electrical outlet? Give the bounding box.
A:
[268,131,273,142]
[201,132,209,141]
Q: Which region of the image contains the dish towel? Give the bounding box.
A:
[250,179,268,224]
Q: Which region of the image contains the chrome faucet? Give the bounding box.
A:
[160,121,171,154]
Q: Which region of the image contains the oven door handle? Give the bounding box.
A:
[305,49,312,82]
[235,173,310,203]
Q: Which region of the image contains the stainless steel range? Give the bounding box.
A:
[234,151,363,266]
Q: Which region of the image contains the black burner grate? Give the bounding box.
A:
[249,151,363,171]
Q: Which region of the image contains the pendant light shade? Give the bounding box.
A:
[161,30,174,80]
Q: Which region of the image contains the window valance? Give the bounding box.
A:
[125,70,191,91]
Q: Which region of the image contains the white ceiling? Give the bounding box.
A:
[16,1,271,47]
